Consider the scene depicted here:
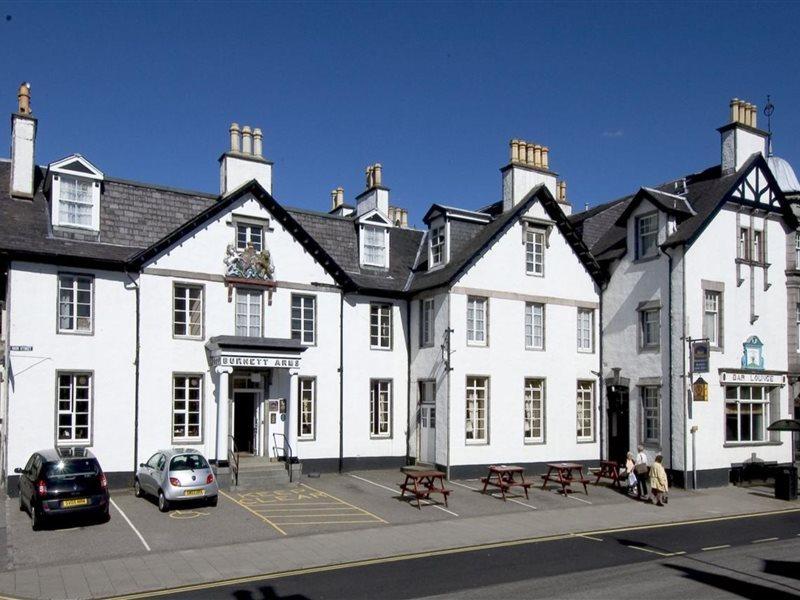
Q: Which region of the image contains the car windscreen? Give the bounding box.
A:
[44,459,100,479]
[169,454,209,471]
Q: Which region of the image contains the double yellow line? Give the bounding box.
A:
[103,506,800,599]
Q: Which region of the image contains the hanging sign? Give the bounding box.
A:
[692,377,708,401]
[691,340,710,373]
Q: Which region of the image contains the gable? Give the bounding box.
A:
[731,164,777,206]
[48,154,104,179]
[357,208,392,227]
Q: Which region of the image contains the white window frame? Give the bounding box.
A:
[56,372,92,446]
[795,232,800,268]
[577,308,594,353]
[467,296,488,346]
[704,291,721,348]
[361,224,388,268]
[420,298,435,347]
[525,302,545,350]
[57,273,93,334]
[525,228,545,276]
[738,227,751,260]
[370,303,392,350]
[370,379,392,438]
[235,288,263,337]
[635,212,658,260]
[298,377,316,440]
[642,386,660,444]
[576,380,594,442]
[725,385,769,443]
[173,284,203,339]
[796,303,800,352]
[429,225,445,268]
[752,229,764,263]
[524,378,545,444]
[291,294,316,346]
[56,175,97,230]
[172,374,203,443]
[466,376,489,444]
[235,221,264,252]
[640,308,660,349]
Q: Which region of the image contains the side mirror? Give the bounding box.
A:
[13,467,22,474]
[139,463,147,468]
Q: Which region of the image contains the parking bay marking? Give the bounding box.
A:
[449,480,537,510]
[110,498,151,552]
[219,490,287,536]
[347,474,458,517]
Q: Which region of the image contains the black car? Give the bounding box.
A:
[15,448,110,530]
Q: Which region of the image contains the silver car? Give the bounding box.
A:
[134,448,218,512]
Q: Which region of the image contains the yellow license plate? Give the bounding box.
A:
[61,498,89,508]
[184,489,204,497]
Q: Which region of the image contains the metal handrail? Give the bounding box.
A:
[272,433,295,483]
[228,434,240,487]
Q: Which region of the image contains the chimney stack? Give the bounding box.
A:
[502,137,557,210]
[10,82,37,199]
[719,97,767,173]
[356,163,390,217]
[219,122,273,195]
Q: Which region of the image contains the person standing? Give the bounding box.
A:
[625,452,637,496]
[634,445,649,500]
[649,454,669,506]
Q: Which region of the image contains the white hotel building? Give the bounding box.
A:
[0,85,606,490]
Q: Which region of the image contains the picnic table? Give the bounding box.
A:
[593,460,623,488]
[541,462,590,496]
[481,465,532,501]
[398,469,451,509]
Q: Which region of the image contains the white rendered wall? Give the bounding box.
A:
[10,117,35,198]
[220,156,272,195]
[5,262,136,474]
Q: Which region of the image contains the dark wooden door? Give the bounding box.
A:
[607,388,629,465]
[234,393,256,454]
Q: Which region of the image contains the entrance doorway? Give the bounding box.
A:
[607,387,629,464]
[232,373,264,456]
[419,381,436,465]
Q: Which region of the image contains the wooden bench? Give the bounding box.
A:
[481,465,531,501]
[398,470,451,509]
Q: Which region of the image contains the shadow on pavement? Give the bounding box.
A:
[663,564,799,599]
[763,560,800,581]
[232,586,310,600]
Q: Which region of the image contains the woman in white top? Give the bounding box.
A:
[634,445,649,500]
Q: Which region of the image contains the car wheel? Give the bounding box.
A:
[134,478,143,498]
[158,490,170,513]
[31,506,43,531]
[207,495,218,507]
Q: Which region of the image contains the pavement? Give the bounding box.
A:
[0,469,797,599]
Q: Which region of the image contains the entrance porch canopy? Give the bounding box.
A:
[206,336,307,370]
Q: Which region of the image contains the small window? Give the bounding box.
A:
[795,232,800,268]
[173,375,202,442]
[235,289,262,337]
[577,308,593,352]
[524,378,544,443]
[370,303,392,349]
[467,297,488,346]
[430,226,445,267]
[57,372,92,445]
[362,225,387,267]
[58,274,93,334]
[636,213,658,259]
[236,222,263,252]
[796,304,800,352]
[173,284,203,338]
[58,177,94,228]
[298,378,315,440]
[640,308,660,349]
[420,298,435,347]
[576,381,594,442]
[525,303,545,350]
[291,295,316,345]
[370,380,392,438]
[738,227,750,260]
[752,229,764,263]
[466,376,488,443]
[704,291,721,347]
[525,229,545,276]
[642,386,660,444]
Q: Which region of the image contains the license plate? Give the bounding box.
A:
[61,498,89,508]
[184,489,204,497]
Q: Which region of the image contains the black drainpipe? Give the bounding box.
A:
[598,285,605,460]
[338,290,344,473]
[405,299,412,466]
[125,271,141,478]
[664,247,675,474]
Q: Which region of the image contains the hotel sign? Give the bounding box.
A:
[213,355,300,369]
[719,371,786,386]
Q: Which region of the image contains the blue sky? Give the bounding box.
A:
[2,1,799,225]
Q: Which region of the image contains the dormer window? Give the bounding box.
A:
[635,212,658,260]
[363,225,386,266]
[48,154,104,232]
[430,225,445,268]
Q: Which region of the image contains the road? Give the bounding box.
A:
[130,511,800,599]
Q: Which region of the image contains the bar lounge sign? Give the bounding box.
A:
[719,371,786,385]
[213,355,300,368]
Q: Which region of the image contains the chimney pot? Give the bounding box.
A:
[229,123,241,153]
[17,82,31,115]
[730,98,739,123]
[253,128,263,157]
[533,145,542,168]
[749,103,757,128]
[541,146,549,170]
[525,143,534,165]
[510,139,520,163]
[241,126,253,155]
[373,163,382,187]
[737,101,748,125]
